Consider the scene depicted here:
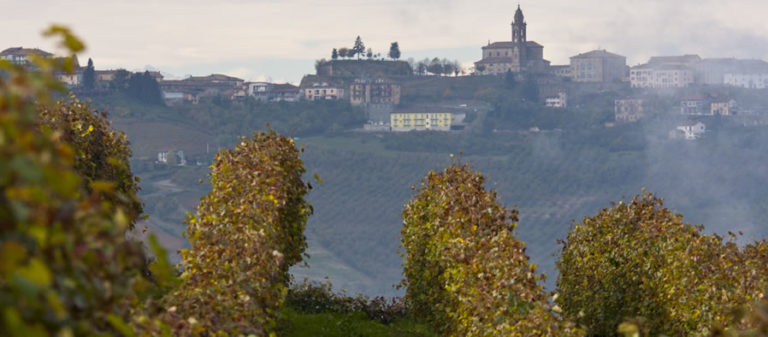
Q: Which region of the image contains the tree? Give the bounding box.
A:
[332,48,338,60]
[111,68,130,90]
[366,48,373,59]
[505,69,517,88]
[441,58,455,76]
[401,163,582,336]
[522,75,540,102]
[427,57,443,75]
[453,61,462,76]
[353,36,365,60]
[338,47,349,59]
[388,42,401,60]
[126,71,163,105]
[557,192,768,336]
[315,58,328,74]
[82,57,95,89]
[169,130,312,335]
[416,58,429,75]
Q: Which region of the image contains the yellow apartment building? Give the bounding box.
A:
[391,112,453,131]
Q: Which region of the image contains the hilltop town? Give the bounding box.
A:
[4,5,768,142]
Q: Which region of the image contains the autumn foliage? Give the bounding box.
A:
[400,163,582,336]
[168,130,311,336]
[6,27,768,337]
[557,192,768,336]
[0,27,149,336]
[38,96,143,226]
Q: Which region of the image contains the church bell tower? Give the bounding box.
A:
[512,5,527,44]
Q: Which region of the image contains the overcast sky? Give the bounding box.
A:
[2,0,768,83]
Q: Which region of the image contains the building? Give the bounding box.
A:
[630,55,700,88]
[680,96,710,115]
[56,72,82,88]
[271,83,301,102]
[545,92,567,108]
[569,49,627,83]
[672,121,706,140]
[693,58,739,85]
[630,64,695,88]
[349,79,401,105]
[299,75,346,101]
[241,82,300,102]
[247,82,274,101]
[474,5,550,75]
[615,98,644,123]
[724,73,768,89]
[390,112,455,131]
[160,74,243,103]
[710,99,737,116]
[0,47,53,66]
[549,65,571,78]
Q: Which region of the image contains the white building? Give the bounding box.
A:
[630,55,700,88]
[545,92,567,108]
[630,65,695,88]
[724,73,768,89]
[0,47,52,65]
[673,122,706,140]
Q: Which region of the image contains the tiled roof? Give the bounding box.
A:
[0,47,53,57]
[648,55,701,65]
[571,49,625,59]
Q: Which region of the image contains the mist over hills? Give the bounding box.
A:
[105,93,768,296]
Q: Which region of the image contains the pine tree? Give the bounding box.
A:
[331,48,338,60]
[353,36,365,60]
[82,57,95,89]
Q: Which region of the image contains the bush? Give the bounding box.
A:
[0,26,150,336]
[286,280,408,324]
[400,163,582,336]
[38,96,143,226]
[168,130,311,336]
[557,192,768,336]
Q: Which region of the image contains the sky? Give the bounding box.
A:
[2,0,768,83]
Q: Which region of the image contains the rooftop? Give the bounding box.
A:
[0,47,53,58]
[571,49,626,60]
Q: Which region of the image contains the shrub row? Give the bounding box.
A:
[166,130,311,336]
[400,163,582,336]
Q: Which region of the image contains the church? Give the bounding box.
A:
[474,5,550,75]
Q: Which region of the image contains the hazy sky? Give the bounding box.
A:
[2,0,768,83]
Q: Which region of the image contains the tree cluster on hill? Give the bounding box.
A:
[412,57,464,76]
[330,37,401,61]
[126,71,163,105]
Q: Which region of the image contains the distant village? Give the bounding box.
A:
[4,5,768,141]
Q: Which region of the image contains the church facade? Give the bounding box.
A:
[474,5,550,75]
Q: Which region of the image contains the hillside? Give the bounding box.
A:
[107,97,768,296]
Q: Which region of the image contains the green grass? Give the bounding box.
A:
[278,306,438,337]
